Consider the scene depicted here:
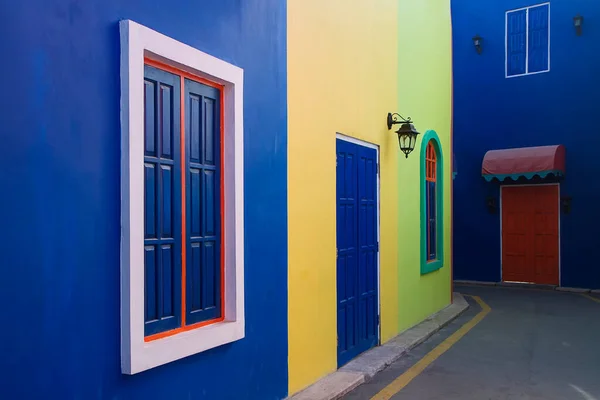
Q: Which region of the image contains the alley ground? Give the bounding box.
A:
[343,285,600,400]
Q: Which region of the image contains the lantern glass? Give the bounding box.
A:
[472,35,483,54]
[573,15,583,36]
[396,123,420,158]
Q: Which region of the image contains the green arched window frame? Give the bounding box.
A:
[420,130,444,275]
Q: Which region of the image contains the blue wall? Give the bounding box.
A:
[452,0,600,288]
[0,1,288,399]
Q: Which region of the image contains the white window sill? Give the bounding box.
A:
[127,320,244,374]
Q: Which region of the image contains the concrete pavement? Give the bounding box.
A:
[288,294,469,400]
[343,285,600,399]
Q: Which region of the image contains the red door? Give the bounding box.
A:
[502,185,559,285]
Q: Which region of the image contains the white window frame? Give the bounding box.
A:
[505,2,551,79]
[119,19,245,375]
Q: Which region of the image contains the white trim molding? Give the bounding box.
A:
[119,19,245,374]
[505,2,551,79]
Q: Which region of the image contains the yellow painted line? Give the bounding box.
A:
[370,296,491,400]
[581,294,600,304]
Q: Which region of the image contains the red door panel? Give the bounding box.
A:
[531,186,559,284]
[502,185,559,285]
[502,186,531,283]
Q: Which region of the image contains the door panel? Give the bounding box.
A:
[336,139,378,367]
[502,185,559,285]
[502,186,533,283]
[357,147,378,345]
[336,141,357,361]
[531,186,559,285]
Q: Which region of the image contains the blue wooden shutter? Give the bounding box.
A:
[528,4,549,73]
[143,65,182,336]
[507,9,527,76]
[185,78,222,325]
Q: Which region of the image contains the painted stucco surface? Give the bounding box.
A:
[287,0,400,394]
[287,0,452,395]
[396,0,453,333]
[452,0,600,289]
[0,1,288,399]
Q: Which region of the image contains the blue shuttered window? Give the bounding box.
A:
[507,10,527,76]
[425,142,437,262]
[144,65,182,336]
[143,65,222,337]
[427,181,436,261]
[420,131,444,275]
[185,79,222,325]
[528,5,549,73]
[506,4,550,77]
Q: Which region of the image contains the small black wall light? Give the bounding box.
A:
[573,15,584,36]
[387,113,420,158]
[472,34,483,54]
[486,196,497,214]
[561,196,572,214]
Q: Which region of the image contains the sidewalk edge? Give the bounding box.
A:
[287,292,469,400]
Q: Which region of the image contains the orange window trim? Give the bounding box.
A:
[426,141,437,182]
[145,57,225,90]
[144,57,226,342]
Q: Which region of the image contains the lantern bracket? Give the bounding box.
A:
[387,112,413,130]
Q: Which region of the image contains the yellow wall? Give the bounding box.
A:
[287,0,452,395]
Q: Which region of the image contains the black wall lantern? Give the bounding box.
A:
[573,15,584,36]
[486,196,497,214]
[387,113,420,158]
[561,196,572,214]
[472,34,483,54]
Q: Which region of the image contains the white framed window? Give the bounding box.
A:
[119,19,245,374]
[505,3,550,78]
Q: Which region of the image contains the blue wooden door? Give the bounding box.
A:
[336,139,379,367]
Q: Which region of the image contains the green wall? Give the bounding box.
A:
[396,0,452,332]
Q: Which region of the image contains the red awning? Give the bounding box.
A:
[482,145,565,182]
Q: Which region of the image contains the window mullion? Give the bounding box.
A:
[180,75,187,328]
[525,7,529,74]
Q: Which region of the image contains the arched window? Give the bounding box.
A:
[420,131,444,274]
[426,141,437,262]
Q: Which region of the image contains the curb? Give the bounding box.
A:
[555,287,591,293]
[454,280,497,286]
[455,280,596,293]
[287,293,469,400]
[497,282,557,290]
